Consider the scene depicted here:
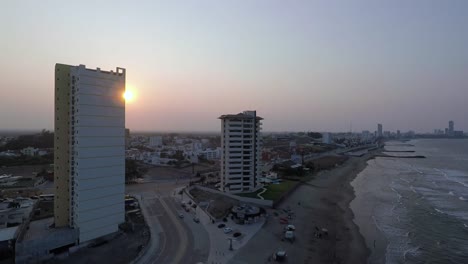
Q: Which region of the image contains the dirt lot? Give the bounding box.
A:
[144,164,218,182]
[189,188,238,219]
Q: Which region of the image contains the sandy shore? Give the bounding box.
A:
[231,151,380,264]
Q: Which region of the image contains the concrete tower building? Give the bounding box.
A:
[219,111,263,193]
[54,64,126,243]
[448,120,454,136]
[377,124,383,138]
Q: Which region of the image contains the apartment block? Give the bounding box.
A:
[219,111,262,193]
[54,64,126,243]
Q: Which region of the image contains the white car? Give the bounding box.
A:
[223,227,233,234]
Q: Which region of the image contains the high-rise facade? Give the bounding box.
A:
[149,136,163,147]
[54,64,126,243]
[219,111,262,193]
[377,124,383,137]
[448,120,454,136]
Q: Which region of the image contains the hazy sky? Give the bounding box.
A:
[1,1,467,133]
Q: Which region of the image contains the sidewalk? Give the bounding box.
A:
[174,187,265,264]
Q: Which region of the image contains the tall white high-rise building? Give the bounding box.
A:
[322,132,332,144]
[377,123,383,137]
[54,64,126,243]
[219,111,262,193]
[149,136,163,147]
[448,120,454,136]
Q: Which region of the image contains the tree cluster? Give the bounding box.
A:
[0,129,54,151]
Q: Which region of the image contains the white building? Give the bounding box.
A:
[149,136,163,147]
[322,132,332,144]
[201,147,221,160]
[54,64,126,243]
[290,154,302,164]
[21,147,39,156]
[377,124,383,137]
[192,142,203,152]
[219,110,263,193]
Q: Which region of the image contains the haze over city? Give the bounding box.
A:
[1,0,467,132]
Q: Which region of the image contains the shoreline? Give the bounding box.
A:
[304,150,382,263]
[230,149,384,264]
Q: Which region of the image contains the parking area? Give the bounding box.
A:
[175,188,265,264]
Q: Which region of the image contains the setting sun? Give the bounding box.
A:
[123,90,134,102]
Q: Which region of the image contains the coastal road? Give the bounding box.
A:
[129,181,209,264]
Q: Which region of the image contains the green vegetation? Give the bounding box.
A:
[0,154,53,167]
[238,180,299,201]
[307,132,323,139]
[273,163,305,177]
[125,159,147,182]
[261,180,298,200]
[305,155,348,171]
[0,130,54,151]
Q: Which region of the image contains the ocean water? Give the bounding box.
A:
[351,139,468,264]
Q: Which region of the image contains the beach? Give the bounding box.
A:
[231,151,379,264]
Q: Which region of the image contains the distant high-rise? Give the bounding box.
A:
[54,64,126,243]
[448,120,454,136]
[219,111,262,193]
[322,132,332,144]
[149,136,163,147]
[377,124,383,137]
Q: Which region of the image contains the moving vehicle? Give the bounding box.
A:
[223,227,233,234]
[273,250,287,261]
[284,231,295,243]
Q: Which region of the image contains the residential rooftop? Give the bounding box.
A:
[218,112,263,120]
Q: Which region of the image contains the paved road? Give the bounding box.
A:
[129,181,209,264]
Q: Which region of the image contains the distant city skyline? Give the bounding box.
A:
[1,1,467,133]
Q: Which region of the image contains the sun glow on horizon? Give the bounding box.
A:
[123,89,135,102]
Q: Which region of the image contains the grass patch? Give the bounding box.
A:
[261,180,298,200]
[236,180,299,201]
[237,190,262,199]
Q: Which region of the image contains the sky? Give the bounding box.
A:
[1,0,467,133]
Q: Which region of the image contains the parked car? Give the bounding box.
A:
[284,224,296,231]
[217,223,226,228]
[178,212,184,218]
[223,227,233,234]
[193,217,200,223]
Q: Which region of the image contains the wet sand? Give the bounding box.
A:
[231,151,381,264]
